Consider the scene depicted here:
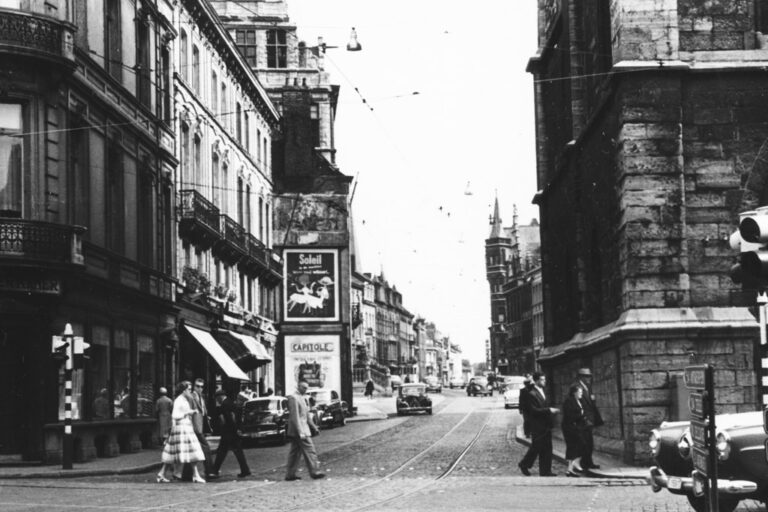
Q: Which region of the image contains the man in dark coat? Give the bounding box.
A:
[518,374,533,437]
[210,389,251,478]
[573,368,603,470]
[518,372,559,476]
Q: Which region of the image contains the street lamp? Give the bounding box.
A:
[310,27,362,54]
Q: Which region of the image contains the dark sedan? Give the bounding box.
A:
[648,411,765,512]
[308,388,349,428]
[466,377,493,397]
[238,396,289,444]
[396,383,432,415]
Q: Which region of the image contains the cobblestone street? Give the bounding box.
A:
[0,391,764,511]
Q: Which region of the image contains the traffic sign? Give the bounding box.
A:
[690,419,708,448]
[685,365,711,390]
[688,391,708,419]
[692,446,709,476]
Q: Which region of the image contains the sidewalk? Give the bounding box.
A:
[514,426,648,479]
[0,395,394,480]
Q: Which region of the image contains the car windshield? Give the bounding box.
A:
[425,377,438,384]
[309,390,332,404]
[474,378,488,385]
[244,399,279,412]
[401,386,426,396]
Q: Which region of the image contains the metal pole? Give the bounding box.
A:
[706,365,718,512]
[62,324,74,470]
[759,292,768,407]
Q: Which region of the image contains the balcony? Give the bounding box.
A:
[178,190,220,249]
[241,232,268,273]
[0,9,76,70]
[214,214,247,263]
[82,243,174,302]
[0,218,84,266]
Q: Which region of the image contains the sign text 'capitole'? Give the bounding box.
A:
[292,342,335,352]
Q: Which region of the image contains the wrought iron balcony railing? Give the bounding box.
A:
[217,214,247,258]
[0,9,75,68]
[0,218,84,265]
[178,190,220,247]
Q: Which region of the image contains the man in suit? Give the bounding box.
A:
[573,368,603,470]
[285,380,325,481]
[518,372,559,476]
[210,389,251,478]
[518,374,533,437]
[191,378,213,478]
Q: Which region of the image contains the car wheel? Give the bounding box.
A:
[686,495,739,512]
[397,410,403,416]
[427,408,432,415]
[504,404,510,409]
[337,413,346,426]
[278,430,287,446]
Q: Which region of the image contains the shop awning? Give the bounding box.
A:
[214,329,272,371]
[183,325,249,381]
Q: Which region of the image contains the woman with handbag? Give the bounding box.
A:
[156,381,206,483]
[561,384,589,477]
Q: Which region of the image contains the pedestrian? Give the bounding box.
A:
[364,379,374,399]
[518,372,559,477]
[155,387,173,444]
[573,368,603,470]
[284,379,325,481]
[518,374,533,438]
[190,378,214,478]
[404,375,411,384]
[156,381,206,483]
[561,384,588,477]
[210,389,251,479]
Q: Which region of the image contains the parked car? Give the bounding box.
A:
[390,375,403,392]
[307,388,349,428]
[238,396,289,444]
[466,377,493,397]
[648,411,765,512]
[425,376,442,393]
[503,381,527,409]
[396,383,432,415]
[449,377,466,389]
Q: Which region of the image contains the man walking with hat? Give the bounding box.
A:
[210,389,251,479]
[573,368,603,470]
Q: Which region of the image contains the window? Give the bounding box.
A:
[258,196,264,241]
[105,0,122,81]
[193,135,201,189]
[237,177,243,225]
[160,46,172,123]
[113,329,131,418]
[236,30,257,67]
[211,72,218,113]
[180,30,188,83]
[256,128,261,163]
[107,138,124,254]
[220,83,227,127]
[245,184,251,232]
[244,111,249,153]
[180,124,190,188]
[159,183,173,274]
[236,102,242,143]
[192,45,200,93]
[267,29,287,68]
[221,163,228,214]
[212,153,220,207]
[137,19,152,108]
[138,165,153,266]
[0,104,23,218]
[310,104,320,147]
[89,326,111,420]
[136,334,155,417]
[68,117,89,228]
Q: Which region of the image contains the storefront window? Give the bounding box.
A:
[113,329,131,418]
[57,323,85,421]
[0,103,22,217]
[136,334,155,417]
[89,326,110,420]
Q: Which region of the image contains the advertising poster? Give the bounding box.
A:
[284,334,340,392]
[283,249,339,322]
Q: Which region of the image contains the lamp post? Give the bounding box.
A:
[61,323,74,469]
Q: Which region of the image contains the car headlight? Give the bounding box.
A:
[716,431,731,461]
[677,430,692,460]
[649,429,661,457]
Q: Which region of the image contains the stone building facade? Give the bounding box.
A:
[527,0,765,463]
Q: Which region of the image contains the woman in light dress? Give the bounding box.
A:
[156,381,206,483]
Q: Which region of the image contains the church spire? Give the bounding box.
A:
[489,193,502,238]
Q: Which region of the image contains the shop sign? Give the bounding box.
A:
[283,249,339,322]
[0,274,61,294]
[284,334,340,391]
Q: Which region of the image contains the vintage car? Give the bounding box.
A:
[449,377,466,389]
[389,374,403,392]
[503,381,527,409]
[396,383,432,415]
[425,376,442,393]
[307,388,349,428]
[466,377,493,397]
[238,396,289,444]
[648,411,766,512]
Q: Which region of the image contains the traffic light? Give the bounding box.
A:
[73,336,90,361]
[732,209,768,289]
[51,335,70,362]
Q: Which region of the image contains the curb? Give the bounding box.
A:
[514,430,646,480]
[0,462,163,480]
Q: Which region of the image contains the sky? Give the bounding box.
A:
[286,0,540,364]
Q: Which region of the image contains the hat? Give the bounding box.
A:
[578,368,592,376]
[214,389,228,398]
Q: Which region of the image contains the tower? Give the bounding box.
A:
[485,195,513,374]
